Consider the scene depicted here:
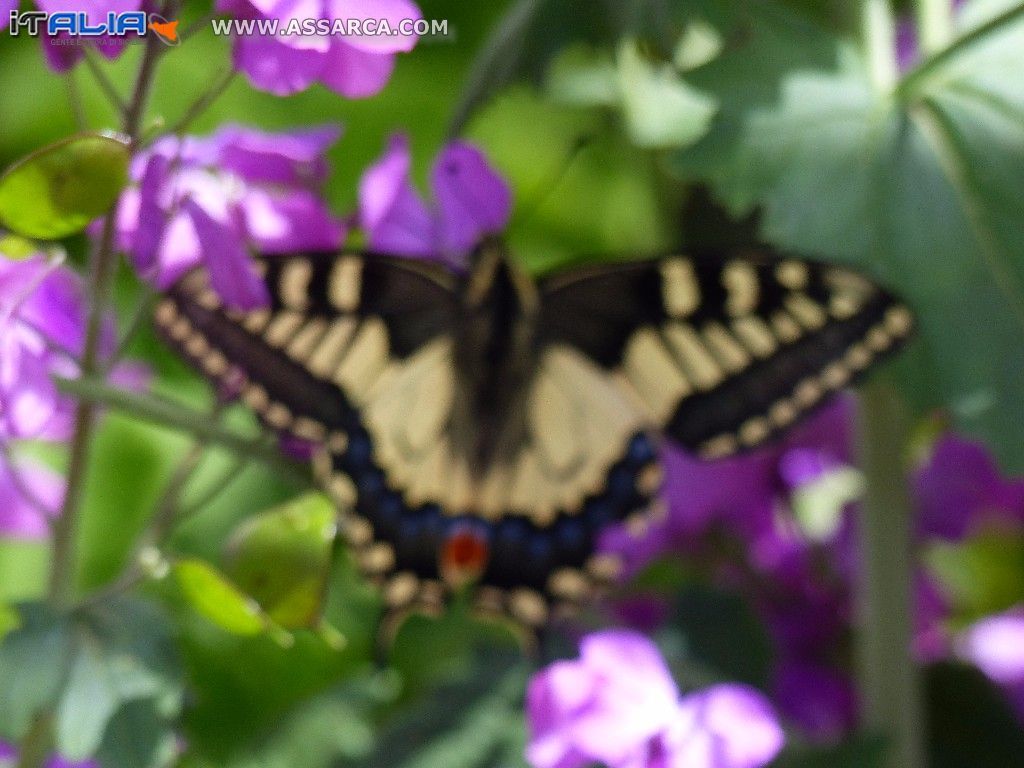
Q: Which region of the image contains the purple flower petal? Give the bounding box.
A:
[182,199,269,311]
[914,434,1024,541]
[431,141,513,257]
[0,329,60,440]
[152,211,203,289]
[359,134,435,256]
[0,0,16,31]
[129,152,172,275]
[40,30,85,72]
[959,611,1024,687]
[320,39,396,98]
[233,32,325,95]
[0,455,65,540]
[670,685,784,768]
[771,661,857,742]
[241,188,345,251]
[328,0,422,53]
[216,123,342,186]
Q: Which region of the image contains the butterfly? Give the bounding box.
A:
[156,239,913,631]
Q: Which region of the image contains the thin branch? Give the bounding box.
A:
[178,452,250,519]
[170,68,237,135]
[181,11,216,42]
[65,72,87,130]
[48,214,120,606]
[81,49,127,116]
[0,444,61,522]
[103,288,157,373]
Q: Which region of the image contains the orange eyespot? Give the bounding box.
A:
[440,527,490,587]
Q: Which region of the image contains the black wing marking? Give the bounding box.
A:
[538,248,914,458]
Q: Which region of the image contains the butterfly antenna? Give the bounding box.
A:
[509,133,594,232]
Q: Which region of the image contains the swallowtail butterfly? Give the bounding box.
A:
[157,240,913,630]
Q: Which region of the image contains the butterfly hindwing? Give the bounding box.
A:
[539,249,914,458]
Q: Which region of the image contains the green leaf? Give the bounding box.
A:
[56,598,183,761]
[615,39,716,149]
[548,40,717,149]
[925,661,1024,767]
[0,603,74,741]
[0,132,129,239]
[926,532,1024,617]
[672,0,1024,469]
[95,699,178,768]
[173,559,267,636]
[0,233,39,260]
[223,493,338,629]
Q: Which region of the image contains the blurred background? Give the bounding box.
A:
[2,0,1024,766]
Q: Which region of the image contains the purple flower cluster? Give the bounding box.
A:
[217,0,422,97]
[0,250,147,539]
[358,134,512,269]
[601,397,1024,740]
[527,631,784,768]
[115,124,345,310]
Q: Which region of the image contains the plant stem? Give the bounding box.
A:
[47,0,178,606]
[47,214,120,606]
[856,381,926,768]
[123,1,176,146]
[916,0,954,54]
[862,0,899,93]
[54,376,309,486]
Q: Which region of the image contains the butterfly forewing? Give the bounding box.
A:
[539,250,914,458]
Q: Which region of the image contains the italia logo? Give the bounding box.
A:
[8,11,181,46]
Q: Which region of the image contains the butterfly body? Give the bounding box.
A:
[157,242,913,630]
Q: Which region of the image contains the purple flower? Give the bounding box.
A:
[34,0,145,72]
[0,742,97,768]
[957,610,1024,719]
[220,0,422,97]
[0,453,65,539]
[525,630,783,768]
[358,134,512,269]
[0,0,17,31]
[913,434,1024,541]
[114,124,345,309]
[0,254,116,440]
[771,661,856,743]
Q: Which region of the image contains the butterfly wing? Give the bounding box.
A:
[538,248,914,458]
[158,252,648,632]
